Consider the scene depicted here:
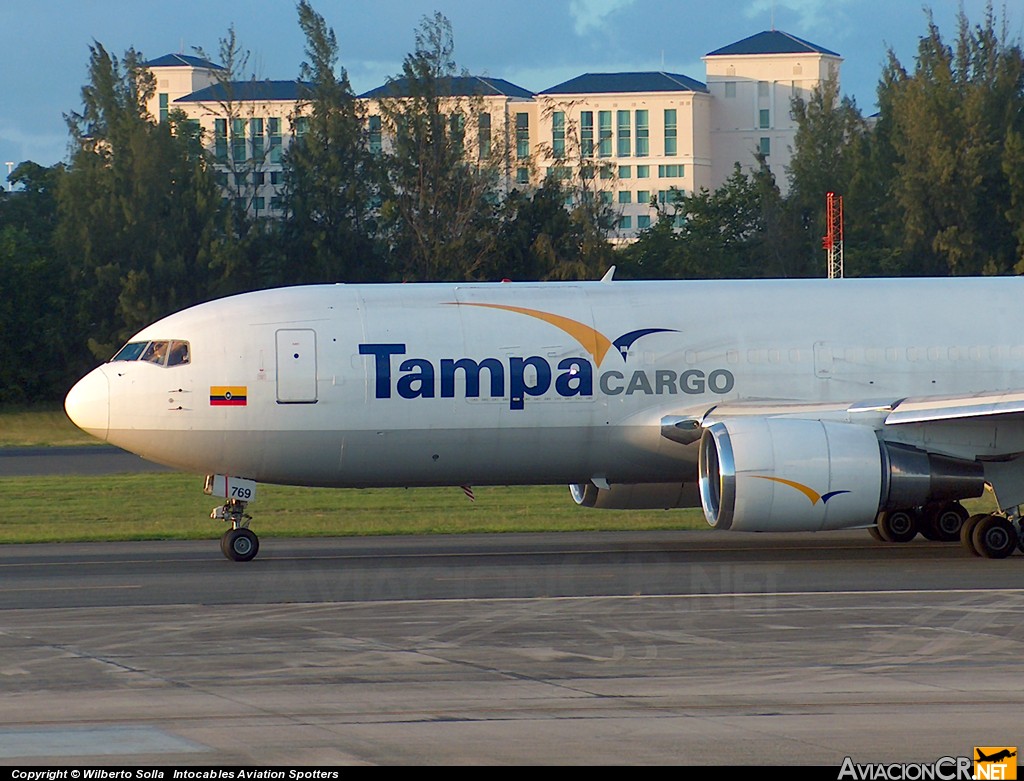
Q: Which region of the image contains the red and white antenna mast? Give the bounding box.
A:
[823,191,844,279]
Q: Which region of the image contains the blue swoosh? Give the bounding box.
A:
[612,328,677,360]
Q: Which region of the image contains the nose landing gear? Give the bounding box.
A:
[213,499,259,562]
[205,475,260,562]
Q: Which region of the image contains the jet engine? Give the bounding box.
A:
[698,418,985,532]
[570,481,700,510]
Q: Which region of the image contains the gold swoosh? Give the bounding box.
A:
[450,303,613,364]
[751,475,823,505]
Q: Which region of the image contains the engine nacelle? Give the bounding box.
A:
[698,418,984,532]
[570,481,700,510]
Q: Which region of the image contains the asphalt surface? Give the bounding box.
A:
[2,447,1022,765]
[0,445,170,476]
[2,531,1024,765]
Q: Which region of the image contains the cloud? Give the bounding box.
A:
[568,0,638,36]
[743,0,853,31]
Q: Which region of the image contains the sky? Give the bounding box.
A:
[1,0,1021,178]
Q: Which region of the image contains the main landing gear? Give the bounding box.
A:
[871,500,1024,558]
[961,511,1023,559]
[212,497,259,562]
[873,501,969,544]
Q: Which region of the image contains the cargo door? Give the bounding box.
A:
[276,329,318,403]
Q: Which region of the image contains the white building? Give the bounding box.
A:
[145,29,841,234]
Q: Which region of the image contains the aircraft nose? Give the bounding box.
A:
[64,367,110,441]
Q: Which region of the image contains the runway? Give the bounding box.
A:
[2,531,1024,765]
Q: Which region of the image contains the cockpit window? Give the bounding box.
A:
[111,342,148,362]
[141,341,168,364]
[110,340,190,367]
[167,341,190,366]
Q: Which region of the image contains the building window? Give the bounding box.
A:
[618,190,632,204]
[664,109,677,156]
[580,111,594,157]
[600,191,612,205]
[658,164,684,178]
[617,110,631,157]
[724,81,736,98]
[516,113,530,159]
[295,116,310,138]
[270,196,283,211]
[251,118,264,160]
[478,112,491,159]
[516,167,529,185]
[636,165,649,179]
[158,93,168,123]
[598,111,612,157]
[215,171,228,187]
[214,119,228,163]
[368,115,382,155]
[759,137,771,156]
[638,214,651,229]
[234,172,247,186]
[619,215,632,230]
[635,110,649,157]
[253,197,265,211]
[637,189,650,205]
[759,109,770,129]
[270,171,281,185]
[619,165,631,179]
[758,81,769,98]
[231,118,246,163]
[268,117,283,163]
[552,111,565,158]
[599,166,613,180]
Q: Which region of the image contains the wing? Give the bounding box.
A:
[657,389,1024,532]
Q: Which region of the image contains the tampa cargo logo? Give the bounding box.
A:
[359,303,735,410]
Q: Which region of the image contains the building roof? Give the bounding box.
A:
[145,53,224,70]
[705,30,840,57]
[539,72,708,95]
[360,76,534,100]
[175,80,313,103]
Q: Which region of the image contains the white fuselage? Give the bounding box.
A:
[64,278,1024,488]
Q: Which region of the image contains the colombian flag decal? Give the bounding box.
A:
[210,386,247,406]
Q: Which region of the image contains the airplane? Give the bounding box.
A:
[63,274,1024,562]
[976,749,1017,763]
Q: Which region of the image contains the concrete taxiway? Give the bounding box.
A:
[2,531,1023,765]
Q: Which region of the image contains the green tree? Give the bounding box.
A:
[881,7,1024,275]
[58,42,230,358]
[786,73,869,276]
[279,0,382,284]
[488,177,615,281]
[374,13,504,281]
[0,162,80,403]
[619,162,786,279]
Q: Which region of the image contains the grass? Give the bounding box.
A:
[0,475,707,543]
[0,408,999,545]
[0,407,100,447]
[0,408,705,543]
